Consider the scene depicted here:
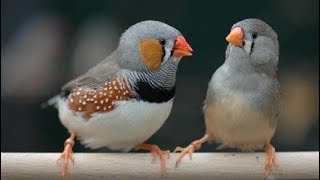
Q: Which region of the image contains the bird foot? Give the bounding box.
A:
[265,143,278,179]
[135,144,170,176]
[57,137,75,179]
[174,140,202,168]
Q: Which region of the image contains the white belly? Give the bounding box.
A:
[204,96,275,151]
[58,99,173,151]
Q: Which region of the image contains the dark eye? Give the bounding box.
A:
[159,39,166,45]
[252,32,258,39]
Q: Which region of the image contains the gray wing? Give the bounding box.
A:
[43,51,121,108]
[62,51,121,92]
[203,75,216,112]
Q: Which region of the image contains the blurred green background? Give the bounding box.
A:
[1,0,319,152]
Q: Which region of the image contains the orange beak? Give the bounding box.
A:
[173,35,193,57]
[226,27,244,47]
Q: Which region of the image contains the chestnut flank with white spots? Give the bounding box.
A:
[68,77,133,119]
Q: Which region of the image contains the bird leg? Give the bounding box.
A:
[135,143,170,176]
[264,142,278,178]
[57,132,76,178]
[174,133,211,168]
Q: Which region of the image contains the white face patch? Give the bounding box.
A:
[244,39,253,54]
[162,40,175,63]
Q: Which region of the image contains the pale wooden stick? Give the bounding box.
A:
[1,152,319,180]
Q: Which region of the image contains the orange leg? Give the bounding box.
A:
[264,142,278,178]
[135,144,170,176]
[57,132,76,179]
[174,133,211,168]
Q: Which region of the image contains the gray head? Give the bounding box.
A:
[116,20,193,72]
[225,18,279,74]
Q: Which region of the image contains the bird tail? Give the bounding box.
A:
[41,94,62,109]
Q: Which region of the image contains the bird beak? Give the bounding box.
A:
[226,27,244,47]
[173,35,193,57]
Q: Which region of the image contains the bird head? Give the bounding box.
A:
[225,18,279,67]
[117,20,192,71]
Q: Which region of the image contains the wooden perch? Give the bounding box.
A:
[1,152,319,179]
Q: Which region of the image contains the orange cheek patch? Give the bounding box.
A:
[68,77,134,119]
[139,39,164,70]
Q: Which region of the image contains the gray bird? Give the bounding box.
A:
[174,18,281,178]
[47,20,193,178]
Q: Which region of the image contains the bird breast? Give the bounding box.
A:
[204,95,276,151]
[58,98,173,151]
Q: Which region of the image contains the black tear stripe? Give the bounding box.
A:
[133,81,175,103]
[161,45,165,62]
[250,41,255,54]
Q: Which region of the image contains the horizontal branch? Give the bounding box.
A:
[1,152,319,179]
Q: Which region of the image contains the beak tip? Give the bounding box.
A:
[174,35,193,57]
[225,36,230,43]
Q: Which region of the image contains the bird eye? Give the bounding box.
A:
[159,39,166,45]
[252,32,258,39]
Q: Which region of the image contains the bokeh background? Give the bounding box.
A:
[1,0,319,152]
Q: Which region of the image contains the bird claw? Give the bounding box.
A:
[174,140,202,168]
[151,149,170,162]
[135,144,170,176]
[265,144,278,179]
[57,143,74,178]
[151,146,170,176]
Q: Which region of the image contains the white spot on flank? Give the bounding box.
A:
[108,105,112,109]
[100,100,104,104]
[96,106,100,110]
[78,107,82,111]
[103,107,107,110]
[105,98,109,103]
[104,88,107,91]
[79,99,82,103]
[94,100,98,104]
[84,95,87,98]
[76,92,80,95]
[82,101,86,105]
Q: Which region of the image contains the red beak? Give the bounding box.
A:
[226,27,244,47]
[173,35,193,57]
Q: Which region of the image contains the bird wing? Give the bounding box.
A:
[62,51,121,93]
[203,78,215,112]
[43,51,122,108]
